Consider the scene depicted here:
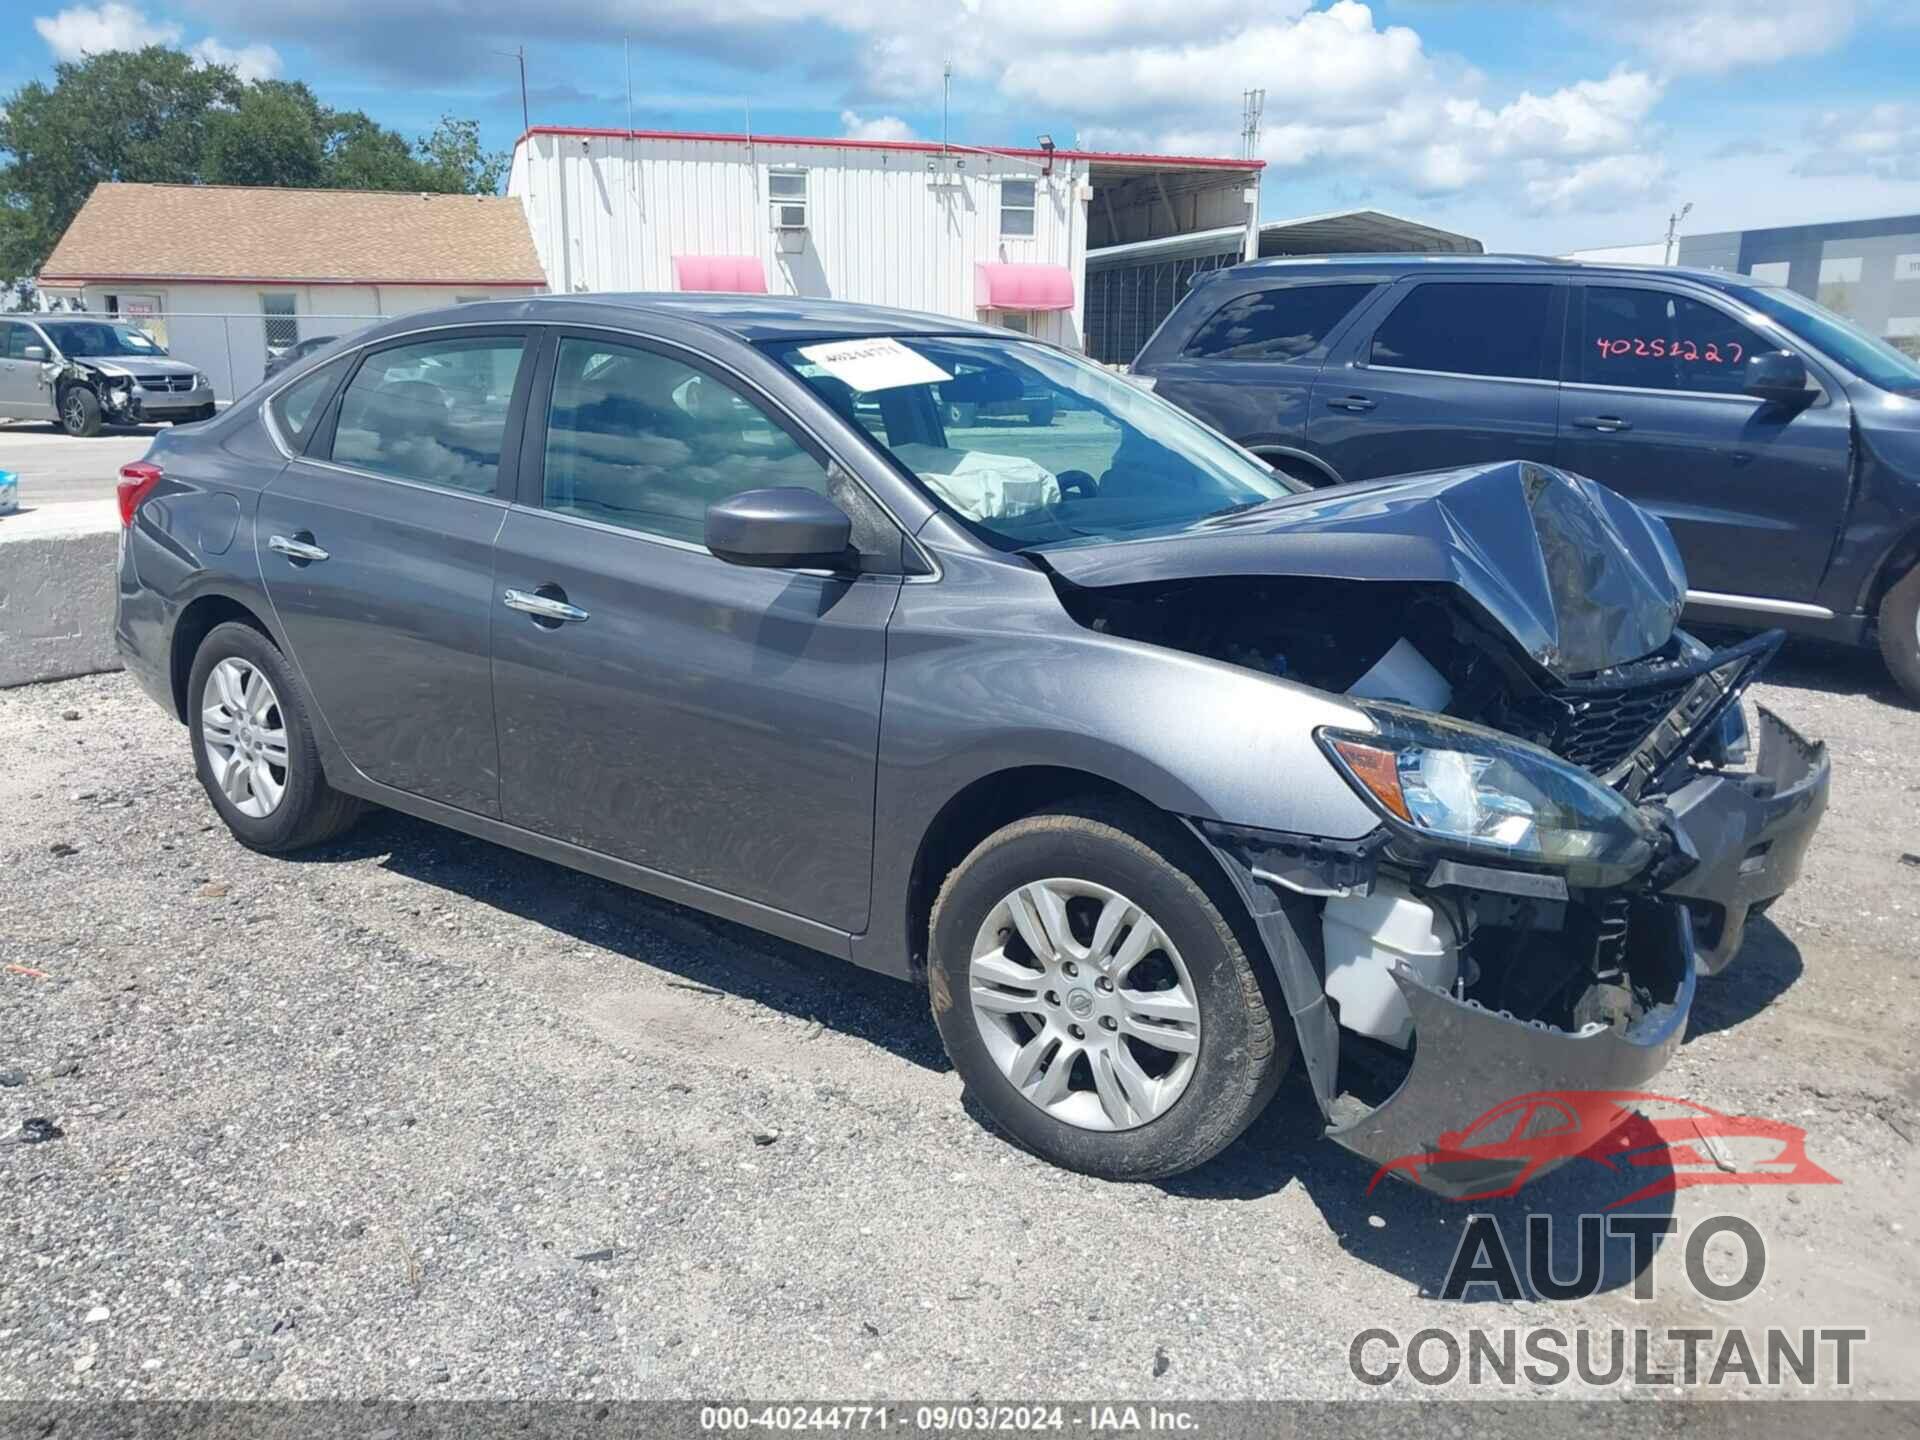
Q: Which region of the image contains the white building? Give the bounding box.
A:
[508,126,1265,355]
[37,183,547,397]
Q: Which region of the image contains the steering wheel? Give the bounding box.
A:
[1056,469,1098,499]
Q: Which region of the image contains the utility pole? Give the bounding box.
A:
[1664,201,1693,265]
[494,45,529,134]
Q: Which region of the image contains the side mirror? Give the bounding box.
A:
[1744,349,1809,406]
[706,487,854,570]
[22,344,46,361]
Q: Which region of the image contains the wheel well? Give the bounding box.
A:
[904,767,1162,978]
[1866,527,1920,615]
[169,596,270,721]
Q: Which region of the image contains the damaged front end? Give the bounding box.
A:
[44,357,144,425]
[1038,460,1831,1198]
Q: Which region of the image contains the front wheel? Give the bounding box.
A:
[59,386,102,437]
[188,621,367,852]
[1878,566,1920,704]
[928,802,1289,1180]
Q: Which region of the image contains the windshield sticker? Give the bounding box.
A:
[797,337,950,393]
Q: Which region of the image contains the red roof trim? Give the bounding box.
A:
[515,125,1263,172]
[38,274,547,288]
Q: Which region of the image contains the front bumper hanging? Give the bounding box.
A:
[1649,706,1830,973]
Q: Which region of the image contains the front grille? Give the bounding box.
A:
[1544,678,1696,774]
[136,375,193,392]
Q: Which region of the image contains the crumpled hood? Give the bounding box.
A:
[1028,460,1688,679]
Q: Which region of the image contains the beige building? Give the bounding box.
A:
[36,183,547,397]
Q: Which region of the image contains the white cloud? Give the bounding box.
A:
[839,109,914,142]
[35,2,283,82]
[1794,102,1920,181]
[1523,153,1668,213]
[190,36,283,82]
[1604,0,1859,77]
[34,2,180,60]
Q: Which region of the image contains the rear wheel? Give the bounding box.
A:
[59,386,101,437]
[188,621,366,852]
[928,801,1289,1180]
[1877,566,1920,704]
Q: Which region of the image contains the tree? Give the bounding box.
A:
[204,82,327,189]
[416,115,510,196]
[0,47,508,278]
[323,110,433,191]
[0,46,241,276]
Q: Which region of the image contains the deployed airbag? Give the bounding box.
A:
[895,444,1061,522]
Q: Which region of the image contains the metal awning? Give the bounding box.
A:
[671,255,768,294]
[1258,209,1481,256]
[1086,226,1248,270]
[974,262,1076,312]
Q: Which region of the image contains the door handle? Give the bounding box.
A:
[1571,415,1633,433]
[267,533,329,563]
[1326,394,1376,412]
[503,588,590,623]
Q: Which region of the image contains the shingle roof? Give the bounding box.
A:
[39,182,547,287]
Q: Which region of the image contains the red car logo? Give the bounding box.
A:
[1369,1090,1839,1206]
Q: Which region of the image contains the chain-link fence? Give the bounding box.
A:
[123,312,389,402]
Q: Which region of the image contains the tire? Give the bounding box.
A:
[59,386,102,437]
[928,800,1290,1180]
[1877,566,1920,704]
[187,621,367,852]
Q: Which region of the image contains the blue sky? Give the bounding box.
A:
[10,0,1920,253]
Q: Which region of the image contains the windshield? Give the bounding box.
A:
[42,322,168,358]
[761,334,1296,548]
[1739,285,1920,394]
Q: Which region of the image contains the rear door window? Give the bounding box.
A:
[327,335,525,495]
[1577,286,1774,395]
[1183,283,1375,361]
[1368,282,1558,380]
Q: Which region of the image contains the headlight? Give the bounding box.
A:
[1317,703,1656,886]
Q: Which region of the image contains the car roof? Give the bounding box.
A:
[504,292,1009,344]
[1211,252,1773,296]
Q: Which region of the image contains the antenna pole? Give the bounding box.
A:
[624,34,633,134]
[942,59,951,157]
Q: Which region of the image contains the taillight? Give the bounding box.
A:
[117,461,163,528]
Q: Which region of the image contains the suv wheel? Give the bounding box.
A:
[59,386,102,437]
[1878,566,1920,704]
[928,801,1289,1180]
[188,621,366,852]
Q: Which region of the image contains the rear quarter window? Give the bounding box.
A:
[267,354,351,450]
[1182,283,1376,361]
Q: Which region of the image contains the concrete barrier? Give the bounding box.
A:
[0,500,123,688]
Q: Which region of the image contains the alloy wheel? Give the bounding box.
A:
[967,878,1201,1131]
[201,657,289,819]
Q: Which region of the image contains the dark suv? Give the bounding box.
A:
[1132,255,1920,700]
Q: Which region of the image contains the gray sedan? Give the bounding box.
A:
[112,294,1828,1190]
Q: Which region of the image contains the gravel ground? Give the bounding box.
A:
[1,646,1916,1402]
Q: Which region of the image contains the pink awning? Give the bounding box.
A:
[672,255,768,294]
[975,262,1075,312]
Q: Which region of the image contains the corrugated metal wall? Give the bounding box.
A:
[1084,245,1244,366]
[514,135,1091,348]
